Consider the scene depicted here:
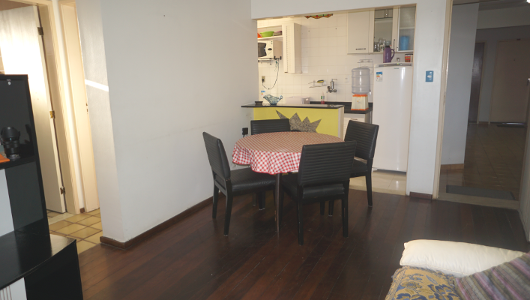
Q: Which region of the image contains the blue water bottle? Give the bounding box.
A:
[399,36,409,51]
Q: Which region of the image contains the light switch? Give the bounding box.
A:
[426,71,434,82]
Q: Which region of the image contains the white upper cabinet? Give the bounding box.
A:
[347,11,371,54]
[282,23,302,74]
[373,8,398,53]
[396,6,416,52]
[347,6,415,54]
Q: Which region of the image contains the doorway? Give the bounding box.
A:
[0,1,100,218]
[439,38,530,208]
[0,5,66,212]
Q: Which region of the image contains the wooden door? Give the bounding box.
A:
[490,39,530,123]
[468,42,484,123]
[0,6,65,212]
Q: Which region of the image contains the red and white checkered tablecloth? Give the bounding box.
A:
[232,132,344,175]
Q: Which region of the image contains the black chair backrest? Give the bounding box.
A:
[251,119,291,135]
[344,121,379,160]
[202,132,231,181]
[298,141,356,186]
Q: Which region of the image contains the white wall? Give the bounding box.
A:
[77,0,256,242]
[0,170,14,237]
[76,0,125,241]
[441,4,479,165]
[252,0,451,195]
[257,14,406,104]
[477,6,530,30]
[475,25,530,122]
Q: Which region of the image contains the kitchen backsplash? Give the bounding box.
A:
[258,13,406,104]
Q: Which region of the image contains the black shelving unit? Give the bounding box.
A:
[0,75,83,299]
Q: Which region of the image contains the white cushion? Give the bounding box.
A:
[400,239,525,277]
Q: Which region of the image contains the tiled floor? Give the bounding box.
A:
[350,169,407,195]
[439,123,526,206]
[47,209,102,254]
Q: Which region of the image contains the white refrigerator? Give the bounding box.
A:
[372,63,413,172]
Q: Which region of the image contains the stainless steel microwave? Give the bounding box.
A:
[258,40,282,60]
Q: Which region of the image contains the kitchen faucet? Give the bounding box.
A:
[327,79,337,93]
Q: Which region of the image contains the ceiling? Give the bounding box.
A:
[0,0,528,13]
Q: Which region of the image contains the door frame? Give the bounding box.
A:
[11,0,100,214]
[432,0,453,199]
[0,5,66,212]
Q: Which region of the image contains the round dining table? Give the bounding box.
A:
[232,131,344,232]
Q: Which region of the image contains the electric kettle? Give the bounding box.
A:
[383,46,395,63]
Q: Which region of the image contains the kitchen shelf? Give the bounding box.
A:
[257,35,282,41]
[0,155,36,171]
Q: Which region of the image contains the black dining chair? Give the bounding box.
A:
[329,121,379,214]
[250,118,292,208]
[279,141,356,245]
[250,119,291,135]
[203,132,276,235]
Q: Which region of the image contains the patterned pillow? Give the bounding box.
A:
[455,252,530,300]
[385,266,462,300]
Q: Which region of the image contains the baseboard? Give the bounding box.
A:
[440,164,464,171]
[100,196,212,250]
[410,192,433,200]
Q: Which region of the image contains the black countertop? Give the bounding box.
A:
[242,101,373,114]
[242,103,344,109]
[309,101,373,114]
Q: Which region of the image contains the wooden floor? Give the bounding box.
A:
[79,190,530,300]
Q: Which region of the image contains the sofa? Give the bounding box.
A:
[385,240,530,300]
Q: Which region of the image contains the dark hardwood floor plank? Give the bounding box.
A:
[504,210,530,252]
[83,194,268,299]
[327,194,403,300]
[460,204,476,244]
[363,198,421,300]
[79,190,530,300]
[306,193,372,300]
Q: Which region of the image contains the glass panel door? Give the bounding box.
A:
[373,9,393,53]
[398,6,415,52]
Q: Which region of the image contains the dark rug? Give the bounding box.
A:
[446,185,515,200]
[496,123,526,128]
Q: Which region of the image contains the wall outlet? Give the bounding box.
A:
[242,127,248,136]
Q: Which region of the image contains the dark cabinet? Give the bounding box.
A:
[0,75,83,299]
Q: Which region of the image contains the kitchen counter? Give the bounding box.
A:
[242,103,344,109]
[243,103,344,137]
[309,101,373,114]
